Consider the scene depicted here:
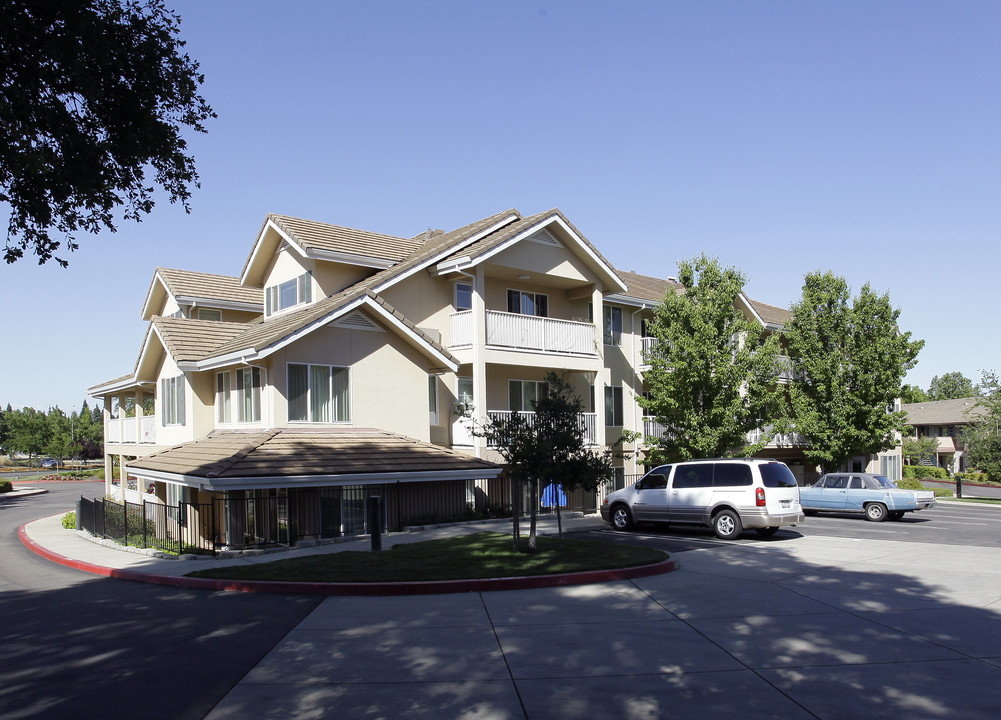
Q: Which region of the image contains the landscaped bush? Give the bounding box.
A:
[895,477,926,490]
[956,471,991,484]
[902,465,948,480]
[0,480,12,493]
[62,512,76,529]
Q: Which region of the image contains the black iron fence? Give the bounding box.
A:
[78,496,214,555]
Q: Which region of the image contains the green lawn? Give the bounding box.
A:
[949,497,1001,505]
[186,531,668,583]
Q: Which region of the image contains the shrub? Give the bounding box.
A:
[956,472,990,484]
[895,477,926,490]
[902,465,948,480]
[62,512,77,529]
[0,480,12,493]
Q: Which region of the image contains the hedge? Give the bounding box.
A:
[956,471,991,484]
[902,465,949,480]
[0,480,12,493]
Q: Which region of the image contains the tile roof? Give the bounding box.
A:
[127,429,502,482]
[746,298,793,326]
[155,267,263,306]
[903,398,987,425]
[152,317,253,363]
[267,214,423,263]
[616,271,683,303]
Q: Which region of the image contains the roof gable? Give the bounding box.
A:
[142,267,263,320]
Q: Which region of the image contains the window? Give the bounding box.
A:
[457,377,474,406]
[611,467,626,491]
[197,308,222,321]
[604,305,622,346]
[216,368,262,423]
[713,463,753,487]
[455,282,472,311]
[509,379,549,412]
[161,375,185,426]
[604,385,623,426]
[429,376,439,425]
[674,464,714,489]
[265,271,312,316]
[507,289,548,317]
[288,363,349,422]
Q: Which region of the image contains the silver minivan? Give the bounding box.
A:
[600,458,804,539]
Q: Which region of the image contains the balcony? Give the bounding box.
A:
[485,410,598,446]
[106,414,157,445]
[642,416,674,441]
[450,310,598,357]
[746,427,809,447]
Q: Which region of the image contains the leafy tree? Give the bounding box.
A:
[477,371,614,551]
[638,254,784,463]
[902,434,939,465]
[900,384,929,404]
[784,272,923,472]
[964,370,1001,480]
[45,406,80,465]
[1,0,215,266]
[927,372,977,401]
[75,399,104,459]
[4,407,52,460]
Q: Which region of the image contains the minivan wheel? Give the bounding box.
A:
[611,505,633,531]
[865,503,888,522]
[755,526,779,538]
[713,509,742,540]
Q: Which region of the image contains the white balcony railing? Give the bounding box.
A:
[449,310,598,356]
[642,416,674,441]
[486,410,598,446]
[746,427,809,447]
[106,415,158,445]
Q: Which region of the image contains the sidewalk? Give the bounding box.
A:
[19,511,676,594]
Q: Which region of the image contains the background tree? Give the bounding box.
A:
[963,370,1001,480]
[45,407,80,466]
[4,407,52,461]
[478,371,614,551]
[1,0,215,265]
[927,372,977,401]
[784,272,923,472]
[902,434,940,465]
[900,384,929,404]
[638,254,784,463]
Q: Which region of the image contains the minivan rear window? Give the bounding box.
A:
[713,463,753,487]
[760,463,797,488]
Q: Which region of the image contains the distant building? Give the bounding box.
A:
[902,398,987,473]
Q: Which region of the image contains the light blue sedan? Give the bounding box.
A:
[800,473,936,522]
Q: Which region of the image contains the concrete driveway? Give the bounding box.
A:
[205,532,1001,719]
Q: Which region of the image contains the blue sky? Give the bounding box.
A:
[1,0,998,411]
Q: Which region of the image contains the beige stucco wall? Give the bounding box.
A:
[313,262,373,298]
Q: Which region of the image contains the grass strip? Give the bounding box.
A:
[187,531,667,583]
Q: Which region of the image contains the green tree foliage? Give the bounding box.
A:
[784,272,923,472]
[4,406,52,459]
[927,372,977,401]
[0,401,102,461]
[638,254,784,463]
[478,371,614,551]
[963,370,1001,480]
[900,384,929,404]
[1,0,215,265]
[0,403,10,454]
[902,434,940,465]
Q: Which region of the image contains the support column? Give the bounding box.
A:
[472,265,488,459]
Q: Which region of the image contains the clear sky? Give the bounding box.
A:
[1,0,998,412]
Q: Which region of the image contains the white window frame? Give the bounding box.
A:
[287,362,351,423]
[216,368,263,424]
[455,282,473,311]
[506,289,548,317]
[509,379,549,413]
[161,375,185,426]
[266,271,313,317]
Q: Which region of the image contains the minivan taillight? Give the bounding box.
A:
[756,487,766,507]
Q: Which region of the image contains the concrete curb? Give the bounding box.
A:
[18,520,679,596]
[0,488,49,499]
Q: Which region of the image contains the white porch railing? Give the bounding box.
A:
[486,410,598,446]
[642,416,674,441]
[746,427,809,446]
[776,355,795,383]
[449,310,598,356]
[106,415,158,445]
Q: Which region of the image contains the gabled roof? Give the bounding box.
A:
[152,317,251,364]
[241,213,425,286]
[125,429,502,490]
[743,297,793,328]
[431,209,628,294]
[903,398,988,425]
[610,271,684,305]
[142,267,263,320]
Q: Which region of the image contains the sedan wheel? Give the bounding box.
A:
[713,509,743,540]
[865,503,888,522]
[611,505,633,531]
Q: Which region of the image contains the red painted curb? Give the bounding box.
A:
[18,519,678,596]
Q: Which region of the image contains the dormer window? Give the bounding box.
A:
[266,271,312,317]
